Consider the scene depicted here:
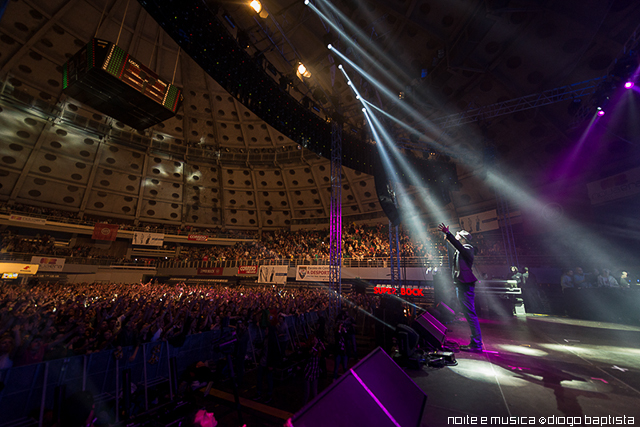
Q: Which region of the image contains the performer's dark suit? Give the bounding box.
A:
[445,231,483,349]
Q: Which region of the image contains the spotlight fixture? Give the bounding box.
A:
[362,107,366,112]
[304,0,310,4]
[597,107,605,116]
[327,44,333,50]
[624,81,634,89]
[250,0,261,13]
[249,0,269,18]
[338,64,343,70]
[297,63,311,78]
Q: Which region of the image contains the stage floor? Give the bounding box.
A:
[412,314,640,426]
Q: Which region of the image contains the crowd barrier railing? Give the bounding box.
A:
[156,256,446,269]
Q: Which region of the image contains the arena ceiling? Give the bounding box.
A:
[1,0,640,231]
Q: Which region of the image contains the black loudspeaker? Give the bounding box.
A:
[374,167,401,226]
[292,347,427,427]
[396,324,419,358]
[413,311,448,349]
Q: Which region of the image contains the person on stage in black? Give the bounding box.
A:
[510,266,522,286]
[438,223,483,352]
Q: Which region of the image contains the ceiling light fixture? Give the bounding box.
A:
[250,0,269,18]
[297,63,311,78]
[250,0,261,13]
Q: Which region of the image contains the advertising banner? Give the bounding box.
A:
[197,267,224,275]
[133,232,164,246]
[587,167,640,205]
[0,263,39,275]
[295,265,331,282]
[238,265,258,275]
[374,285,426,297]
[92,223,119,241]
[9,214,46,225]
[30,257,66,272]
[258,266,288,284]
[188,235,208,241]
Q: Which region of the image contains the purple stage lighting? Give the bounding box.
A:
[597,109,605,116]
[624,81,634,89]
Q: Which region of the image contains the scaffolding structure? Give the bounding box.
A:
[389,223,403,288]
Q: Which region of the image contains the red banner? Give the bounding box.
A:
[92,223,119,241]
[238,265,258,275]
[197,267,224,275]
[188,235,208,241]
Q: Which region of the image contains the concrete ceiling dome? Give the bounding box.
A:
[2,0,640,229]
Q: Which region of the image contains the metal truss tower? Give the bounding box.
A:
[386,182,402,289]
[329,119,343,309]
[389,223,402,289]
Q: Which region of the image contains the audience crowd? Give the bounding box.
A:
[175,224,446,263]
[0,281,379,370]
[0,232,119,259]
[2,201,549,266]
[0,203,255,239]
[560,266,633,291]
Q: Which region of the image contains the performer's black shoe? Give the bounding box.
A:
[460,344,483,352]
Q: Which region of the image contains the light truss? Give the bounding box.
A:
[431,76,605,129]
[329,119,343,308]
[389,223,402,289]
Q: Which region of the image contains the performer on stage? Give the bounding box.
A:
[438,223,483,352]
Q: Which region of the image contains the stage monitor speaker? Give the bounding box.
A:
[396,324,419,358]
[292,347,427,427]
[413,311,447,349]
